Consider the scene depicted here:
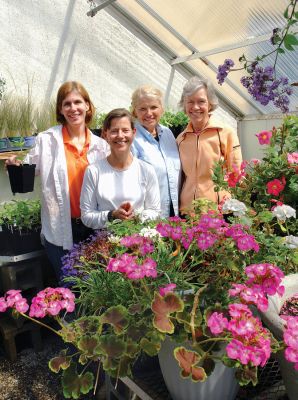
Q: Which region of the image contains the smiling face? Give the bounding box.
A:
[134,97,163,134]
[60,90,90,128]
[104,116,136,154]
[184,87,210,130]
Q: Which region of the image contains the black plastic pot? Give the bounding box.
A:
[7,164,36,195]
[169,125,186,138]
[0,226,42,256]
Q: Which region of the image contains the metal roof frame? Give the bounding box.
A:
[87,0,298,118]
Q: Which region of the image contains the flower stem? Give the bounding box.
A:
[19,312,62,337]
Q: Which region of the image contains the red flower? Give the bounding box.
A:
[266,177,286,196]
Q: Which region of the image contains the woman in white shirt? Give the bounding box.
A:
[80,108,160,229]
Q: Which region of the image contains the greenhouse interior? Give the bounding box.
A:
[0,1,297,399]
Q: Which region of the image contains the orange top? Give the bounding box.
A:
[63,126,90,218]
[176,116,242,213]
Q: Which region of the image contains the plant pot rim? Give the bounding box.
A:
[260,273,298,339]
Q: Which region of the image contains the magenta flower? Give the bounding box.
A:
[5,289,23,307]
[197,232,218,250]
[159,283,177,297]
[0,297,8,312]
[236,234,260,252]
[256,131,272,145]
[207,312,228,334]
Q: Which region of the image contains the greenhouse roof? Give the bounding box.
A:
[89,0,298,118]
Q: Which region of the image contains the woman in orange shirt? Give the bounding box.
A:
[176,77,242,215]
[6,81,109,279]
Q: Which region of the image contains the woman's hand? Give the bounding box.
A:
[112,202,134,220]
[5,155,21,168]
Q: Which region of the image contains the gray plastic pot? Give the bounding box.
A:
[260,274,298,400]
[158,337,238,400]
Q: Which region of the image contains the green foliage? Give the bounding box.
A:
[160,110,189,128]
[89,111,107,129]
[0,199,41,230]
[213,115,298,236]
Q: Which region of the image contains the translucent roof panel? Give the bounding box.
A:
[96,0,298,117]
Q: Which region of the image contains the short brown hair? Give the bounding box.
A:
[56,81,95,125]
[103,108,134,132]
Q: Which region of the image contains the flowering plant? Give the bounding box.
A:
[213,115,298,238]
[0,201,297,398]
[217,0,297,112]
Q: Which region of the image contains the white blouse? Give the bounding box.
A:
[80,157,160,229]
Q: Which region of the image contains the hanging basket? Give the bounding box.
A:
[7,164,36,195]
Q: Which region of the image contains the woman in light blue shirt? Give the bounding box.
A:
[131,85,181,218]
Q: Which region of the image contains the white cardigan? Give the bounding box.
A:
[24,125,110,249]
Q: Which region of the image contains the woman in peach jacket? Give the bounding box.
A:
[176,77,242,214]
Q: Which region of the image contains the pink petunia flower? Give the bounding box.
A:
[256,130,272,145]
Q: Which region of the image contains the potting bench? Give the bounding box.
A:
[0,249,45,361]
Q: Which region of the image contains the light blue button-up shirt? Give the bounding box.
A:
[131,122,181,218]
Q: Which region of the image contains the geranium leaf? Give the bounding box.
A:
[236,366,258,386]
[140,338,161,356]
[101,305,129,334]
[126,340,139,357]
[49,353,71,373]
[62,362,94,399]
[128,303,142,314]
[78,335,101,357]
[174,347,207,382]
[151,292,184,333]
[99,335,126,358]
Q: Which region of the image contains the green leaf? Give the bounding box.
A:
[277,48,285,54]
[284,42,295,51]
[235,366,258,386]
[101,305,129,334]
[258,211,274,223]
[49,353,71,373]
[284,34,298,46]
[62,362,94,399]
[140,338,161,356]
[77,335,101,358]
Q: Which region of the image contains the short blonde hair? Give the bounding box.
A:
[131,85,163,117]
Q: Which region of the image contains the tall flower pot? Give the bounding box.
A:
[158,337,238,400]
[7,164,36,194]
[260,274,298,400]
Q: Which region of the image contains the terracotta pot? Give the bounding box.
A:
[260,274,298,400]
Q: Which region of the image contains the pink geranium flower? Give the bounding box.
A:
[159,283,177,297]
[256,130,272,145]
[207,312,228,334]
[266,177,286,196]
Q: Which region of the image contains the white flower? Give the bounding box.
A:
[283,235,298,249]
[222,199,247,217]
[139,227,161,238]
[108,235,121,244]
[272,205,296,222]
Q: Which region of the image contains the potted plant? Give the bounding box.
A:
[0,198,297,399]
[160,110,189,138]
[0,199,42,255]
[89,111,107,137]
[259,274,298,400]
[213,115,298,236]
